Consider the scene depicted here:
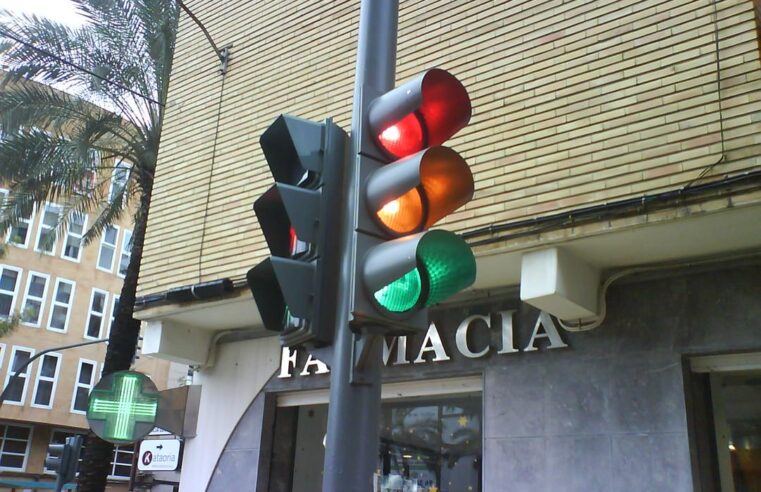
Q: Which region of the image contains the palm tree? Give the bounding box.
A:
[0,1,178,489]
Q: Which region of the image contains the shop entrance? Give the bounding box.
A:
[690,353,761,492]
[268,391,482,492]
[710,371,761,491]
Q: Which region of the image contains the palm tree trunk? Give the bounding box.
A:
[78,175,154,491]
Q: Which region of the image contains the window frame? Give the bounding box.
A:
[61,212,89,263]
[47,278,76,333]
[0,422,33,472]
[6,204,35,250]
[109,444,135,480]
[30,352,62,410]
[108,160,130,203]
[3,346,36,406]
[117,229,133,279]
[19,270,50,328]
[84,289,109,340]
[107,295,119,338]
[73,149,100,196]
[96,225,120,273]
[33,202,63,255]
[71,358,97,415]
[0,265,23,321]
[0,189,6,227]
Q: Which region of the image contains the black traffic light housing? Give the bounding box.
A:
[45,434,83,491]
[247,115,348,347]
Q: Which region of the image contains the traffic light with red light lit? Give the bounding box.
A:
[352,68,476,333]
[247,115,348,346]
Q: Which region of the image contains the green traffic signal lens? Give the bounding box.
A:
[373,268,422,312]
[417,230,476,306]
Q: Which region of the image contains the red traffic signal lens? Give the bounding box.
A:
[376,188,424,235]
[370,69,471,159]
[378,113,424,159]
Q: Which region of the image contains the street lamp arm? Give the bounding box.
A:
[0,338,109,407]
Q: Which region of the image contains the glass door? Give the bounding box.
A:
[711,372,761,491]
[271,392,482,492]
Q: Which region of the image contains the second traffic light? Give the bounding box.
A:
[247,115,348,346]
[45,435,83,492]
[352,69,477,334]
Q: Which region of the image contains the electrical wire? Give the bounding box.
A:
[197,71,227,281]
[175,0,226,63]
[557,251,761,332]
[0,28,164,106]
[683,0,726,188]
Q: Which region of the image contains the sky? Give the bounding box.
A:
[0,0,87,27]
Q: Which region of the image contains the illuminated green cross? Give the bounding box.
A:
[87,372,158,443]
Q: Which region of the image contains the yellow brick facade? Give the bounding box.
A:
[139,0,761,295]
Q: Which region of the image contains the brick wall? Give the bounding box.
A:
[139,0,761,295]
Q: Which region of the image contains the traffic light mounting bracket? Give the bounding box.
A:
[349,332,383,385]
[356,85,387,161]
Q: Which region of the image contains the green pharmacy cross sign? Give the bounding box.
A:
[86,371,159,444]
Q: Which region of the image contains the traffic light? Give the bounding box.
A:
[352,68,476,334]
[247,115,348,346]
[45,435,83,492]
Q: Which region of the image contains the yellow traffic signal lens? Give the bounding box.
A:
[376,188,424,234]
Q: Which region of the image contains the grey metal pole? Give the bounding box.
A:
[0,338,108,407]
[322,1,398,490]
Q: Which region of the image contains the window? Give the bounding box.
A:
[110,444,135,479]
[117,230,133,278]
[85,289,108,339]
[108,160,130,202]
[74,150,100,195]
[97,225,119,272]
[20,271,49,327]
[62,212,88,262]
[34,203,62,254]
[0,266,22,319]
[0,424,32,471]
[71,359,97,413]
[47,278,75,332]
[7,205,34,249]
[3,346,35,405]
[0,189,6,223]
[31,352,61,408]
[107,295,119,337]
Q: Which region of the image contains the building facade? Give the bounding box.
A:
[136,0,761,491]
[0,76,182,490]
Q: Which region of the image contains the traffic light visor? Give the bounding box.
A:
[369,69,471,159]
[417,230,476,306]
[365,230,476,316]
[367,146,474,236]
